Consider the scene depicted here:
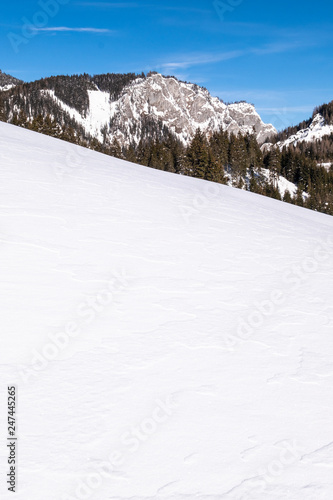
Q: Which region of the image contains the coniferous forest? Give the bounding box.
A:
[0,71,332,216]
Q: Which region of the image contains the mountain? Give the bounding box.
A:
[264,100,333,153]
[46,72,276,145]
[0,69,22,91]
[265,113,333,150]
[1,121,333,500]
[1,71,332,215]
[261,103,333,201]
[268,113,333,151]
[0,71,276,146]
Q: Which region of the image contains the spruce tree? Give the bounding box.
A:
[109,137,123,159]
[0,94,7,122]
[186,129,209,179]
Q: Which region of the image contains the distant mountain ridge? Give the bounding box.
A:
[0,70,276,146]
[264,100,333,152]
[1,70,332,215]
[0,69,23,91]
[271,113,333,150]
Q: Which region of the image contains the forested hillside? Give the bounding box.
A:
[0,72,332,215]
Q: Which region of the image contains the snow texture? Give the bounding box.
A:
[260,169,298,197]
[0,122,333,500]
[0,84,15,92]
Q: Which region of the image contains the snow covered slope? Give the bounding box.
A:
[0,122,333,500]
[42,73,276,145]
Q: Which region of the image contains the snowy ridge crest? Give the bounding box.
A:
[0,69,22,92]
[266,113,333,151]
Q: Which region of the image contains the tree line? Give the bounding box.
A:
[1,99,332,216]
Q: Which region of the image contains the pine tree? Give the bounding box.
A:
[0,94,7,122]
[187,129,209,179]
[43,114,60,137]
[17,110,28,128]
[125,145,137,164]
[294,186,304,207]
[89,137,103,152]
[109,137,123,159]
[282,190,292,204]
[265,147,281,188]
[228,133,247,183]
[136,139,150,165]
[11,112,19,126]
[209,128,229,168]
[245,132,263,172]
[249,169,263,194]
[30,114,44,133]
[61,126,78,144]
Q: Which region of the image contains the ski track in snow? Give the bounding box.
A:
[0,122,333,499]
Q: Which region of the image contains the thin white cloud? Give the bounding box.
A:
[213,89,333,102]
[35,26,115,33]
[158,41,308,73]
[250,41,310,55]
[154,6,210,13]
[76,2,210,13]
[257,106,314,114]
[158,50,244,71]
[75,2,139,7]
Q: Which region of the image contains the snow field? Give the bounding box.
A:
[0,122,333,499]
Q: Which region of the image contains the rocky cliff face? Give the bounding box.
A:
[42,73,276,146]
[1,71,276,146]
[109,74,276,144]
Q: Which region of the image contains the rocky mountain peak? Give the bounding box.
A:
[109,73,276,145]
[0,71,276,147]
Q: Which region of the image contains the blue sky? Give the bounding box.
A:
[1,0,333,129]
